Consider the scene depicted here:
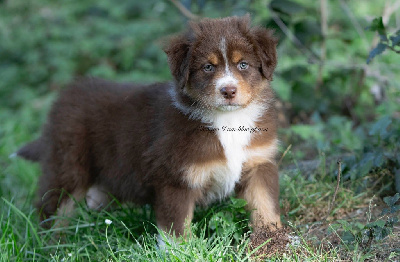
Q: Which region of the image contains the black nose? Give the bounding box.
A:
[220,86,237,99]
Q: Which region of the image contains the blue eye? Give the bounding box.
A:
[203,64,215,72]
[238,61,249,70]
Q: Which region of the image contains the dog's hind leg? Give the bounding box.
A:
[37,165,90,228]
[36,134,93,228]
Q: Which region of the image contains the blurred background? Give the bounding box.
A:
[0,0,399,259]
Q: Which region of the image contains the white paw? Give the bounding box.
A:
[86,185,109,210]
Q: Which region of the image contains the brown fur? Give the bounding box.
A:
[17,15,281,236]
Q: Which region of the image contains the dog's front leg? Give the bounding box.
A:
[237,162,281,229]
[154,185,196,239]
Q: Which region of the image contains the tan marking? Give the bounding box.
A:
[236,77,252,105]
[55,189,86,229]
[232,50,243,63]
[58,198,75,217]
[244,138,278,170]
[220,70,252,106]
[58,189,85,215]
[183,160,227,189]
[230,78,270,108]
[240,174,281,229]
[183,200,195,238]
[208,53,219,65]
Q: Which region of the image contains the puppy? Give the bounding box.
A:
[17,15,281,237]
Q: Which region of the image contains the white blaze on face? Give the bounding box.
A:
[215,37,238,91]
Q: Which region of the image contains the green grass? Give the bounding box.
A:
[1,101,398,261]
[0,199,249,261]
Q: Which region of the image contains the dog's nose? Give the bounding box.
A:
[220,86,237,99]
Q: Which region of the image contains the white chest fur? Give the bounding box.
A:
[184,103,267,203]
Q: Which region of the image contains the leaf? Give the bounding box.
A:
[379,227,391,240]
[355,222,366,230]
[372,227,388,240]
[390,30,400,47]
[381,206,400,215]
[367,43,387,64]
[387,217,399,226]
[342,231,355,243]
[358,152,374,176]
[208,211,225,230]
[230,198,247,209]
[269,0,305,15]
[337,220,352,231]
[290,124,324,141]
[369,115,392,138]
[368,17,387,38]
[383,193,400,207]
[381,193,400,215]
[365,220,386,229]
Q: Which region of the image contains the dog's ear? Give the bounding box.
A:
[163,33,191,90]
[251,27,278,81]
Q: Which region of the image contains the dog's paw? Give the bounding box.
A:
[86,185,109,210]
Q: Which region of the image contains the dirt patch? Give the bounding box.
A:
[249,226,291,259]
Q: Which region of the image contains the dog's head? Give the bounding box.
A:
[164,15,277,113]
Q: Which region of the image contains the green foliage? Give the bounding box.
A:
[382,193,400,215]
[329,193,399,250]
[367,17,400,64]
[195,197,250,243]
[0,0,182,108]
[284,111,400,195]
[272,1,400,196]
[269,0,305,16]
[346,116,399,178]
[255,0,399,125]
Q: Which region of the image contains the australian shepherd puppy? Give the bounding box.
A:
[17,15,281,237]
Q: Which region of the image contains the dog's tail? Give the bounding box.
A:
[12,139,44,162]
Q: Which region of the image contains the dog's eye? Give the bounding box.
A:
[238,61,249,70]
[203,64,215,72]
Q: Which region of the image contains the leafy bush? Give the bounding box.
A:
[0,0,182,108]
[329,193,400,250]
[367,17,400,64]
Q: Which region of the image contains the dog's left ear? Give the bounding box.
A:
[163,33,191,90]
[251,27,278,81]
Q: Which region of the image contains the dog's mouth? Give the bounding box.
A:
[216,104,243,111]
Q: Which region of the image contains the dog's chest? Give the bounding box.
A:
[184,106,263,202]
[210,127,251,200]
[184,131,251,203]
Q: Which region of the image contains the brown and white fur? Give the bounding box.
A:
[17,15,281,238]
